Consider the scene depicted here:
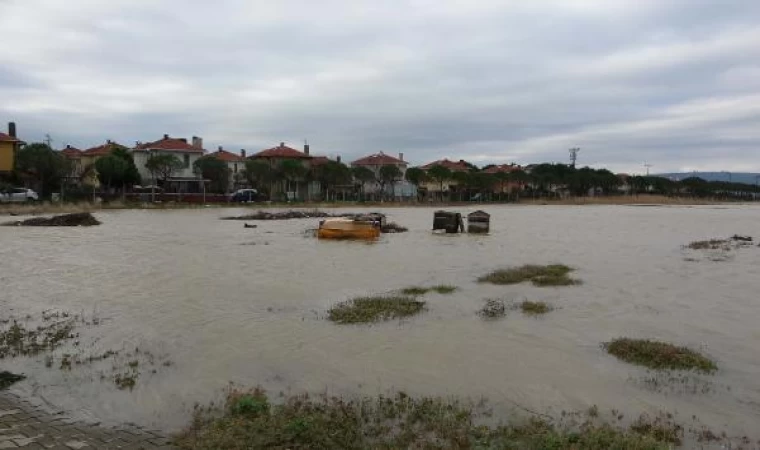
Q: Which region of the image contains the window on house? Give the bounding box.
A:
[184,154,190,168]
[234,163,238,173]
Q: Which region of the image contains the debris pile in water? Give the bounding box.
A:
[3,212,101,227]
[221,210,349,220]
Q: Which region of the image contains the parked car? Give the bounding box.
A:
[229,188,261,203]
[0,187,39,203]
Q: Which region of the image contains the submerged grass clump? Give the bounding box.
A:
[400,286,430,296]
[478,264,580,287]
[479,299,506,319]
[519,301,553,315]
[0,318,76,358]
[686,239,730,250]
[431,285,458,294]
[400,285,458,296]
[328,296,425,324]
[604,338,717,373]
[174,389,673,450]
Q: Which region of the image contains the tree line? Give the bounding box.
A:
[3,142,759,202]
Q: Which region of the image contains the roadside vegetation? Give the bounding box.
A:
[174,388,680,450]
[328,296,425,324]
[478,264,581,287]
[604,338,717,373]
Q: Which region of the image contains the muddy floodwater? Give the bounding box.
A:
[2,205,760,437]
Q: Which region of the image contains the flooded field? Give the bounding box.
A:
[1,204,760,440]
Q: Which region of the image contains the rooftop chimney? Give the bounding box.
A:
[280,142,285,148]
[8,122,16,138]
[336,155,341,163]
[399,152,404,161]
[66,144,72,149]
[107,139,112,144]
[218,145,223,152]
[304,143,310,155]
[163,134,169,140]
[240,149,246,158]
[192,136,203,150]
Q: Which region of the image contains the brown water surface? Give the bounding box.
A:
[1,205,760,437]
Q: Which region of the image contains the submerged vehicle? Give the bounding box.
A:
[317,217,381,240]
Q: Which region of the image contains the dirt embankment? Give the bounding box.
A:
[2,212,101,227]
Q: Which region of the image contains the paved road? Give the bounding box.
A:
[0,393,173,449]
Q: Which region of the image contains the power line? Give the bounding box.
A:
[568,148,580,168]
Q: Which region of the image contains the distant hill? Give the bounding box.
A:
[656,172,760,185]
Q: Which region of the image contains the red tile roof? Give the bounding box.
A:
[211,149,244,162]
[135,135,204,153]
[60,146,83,158]
[420,158,472,172]
[251,143,311,159]
[483,164,521,174]
[351,152,405,166]
[0,133,20,142]
[310,156,331,166]
[82,141,128,156]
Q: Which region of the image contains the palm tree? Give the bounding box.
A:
[405,167,428,201]
[493,171,510,201]
[378,165,402,200]
[509,169,530,199]
[244,160,273,195]
[426,165,452,202]
[351,166,375,201]
[279,159,308,201]
[145,153,182,189]
[451,170,471,201]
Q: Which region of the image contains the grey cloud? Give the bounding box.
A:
[1,0,759,172]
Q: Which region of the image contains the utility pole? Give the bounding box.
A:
[644,163,652,176]
[44,134,53,148]
[569,148,580,168]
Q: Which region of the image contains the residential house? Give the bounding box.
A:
[482,164,524,195]
[210,146,246,191]
[133,134,205,192]
[78,140,129,186]
[59,145,85,183]
[0,122,23,176]
[350,152,416,199]
[419,158,473,198]
[247,142,319,200]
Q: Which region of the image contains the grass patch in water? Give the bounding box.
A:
[686,239,730,250]
[0,319,76,358]
[174,388,673,450]
[400,286,430,296]
[478,264,580,287]
[431,285,458,294]
[604,338,717,373]
[328,296,425,324]
[400,285,458,296]
[520,301,553,315]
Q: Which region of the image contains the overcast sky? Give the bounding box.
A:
[1,0,759,173]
